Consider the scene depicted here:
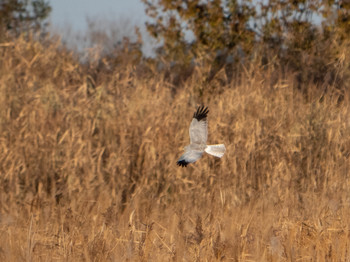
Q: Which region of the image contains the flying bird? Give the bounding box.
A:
[177,106,226,167]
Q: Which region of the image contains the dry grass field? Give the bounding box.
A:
[1,36,350,261]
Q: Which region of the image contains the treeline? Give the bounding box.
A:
[0,0,50,37]
[2,0,350,95]
[141,0,350,93]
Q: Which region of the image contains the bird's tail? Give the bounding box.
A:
[205,144,226,158]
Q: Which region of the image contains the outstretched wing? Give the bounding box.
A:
[177,150,203,167]
[189,106,209,145]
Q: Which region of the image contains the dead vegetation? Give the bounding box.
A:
[0,36,350,261]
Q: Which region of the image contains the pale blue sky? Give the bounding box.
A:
[48,0,147,32]
[47,0,154,54]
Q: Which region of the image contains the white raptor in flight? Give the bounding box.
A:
[177,106,226,167]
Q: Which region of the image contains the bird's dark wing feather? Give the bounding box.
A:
[177,160,188,167]
[193,106,209,121]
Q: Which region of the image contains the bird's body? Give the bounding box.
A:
[177,106,225,167]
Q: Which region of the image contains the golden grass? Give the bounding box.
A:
[0,36,350,261]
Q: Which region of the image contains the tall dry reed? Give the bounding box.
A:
[0,36,349,261]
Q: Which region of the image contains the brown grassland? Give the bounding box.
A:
[1,36,350,261]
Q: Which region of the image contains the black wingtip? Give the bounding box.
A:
[193,106,209,121]
[177,160,188,167]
